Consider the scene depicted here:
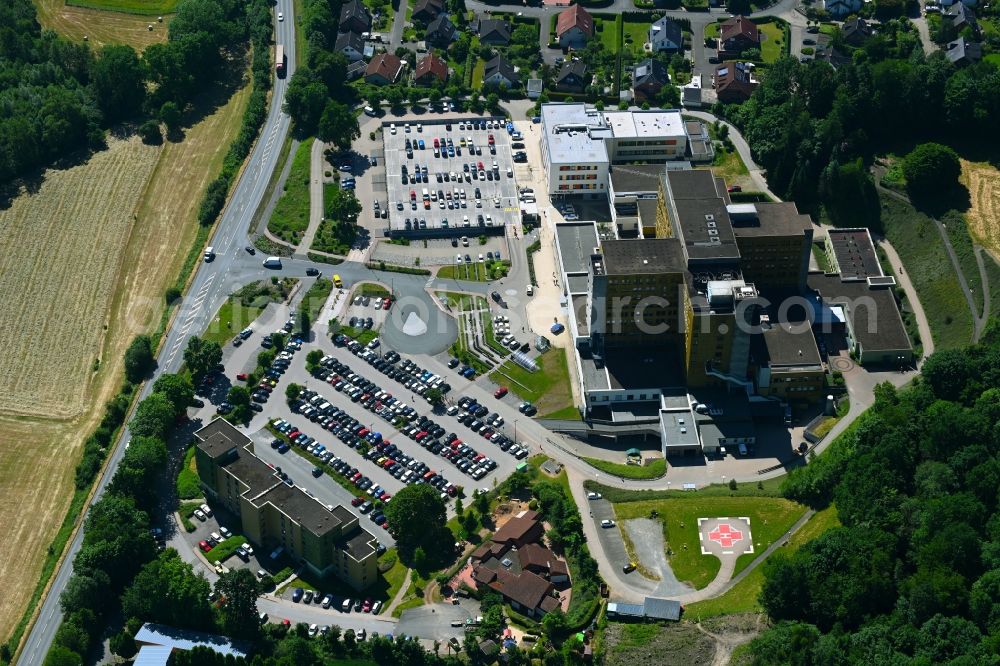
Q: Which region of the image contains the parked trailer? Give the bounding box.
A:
[275,44,285,77]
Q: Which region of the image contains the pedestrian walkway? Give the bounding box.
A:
[297,138,327,254]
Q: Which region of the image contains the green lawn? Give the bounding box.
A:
[472,59,486,88]
[985,53,1000,69]
[268,138,313,245]
[179,501,201,532]
[880,194,974,350]
[943,211,986,317]
[357,283,390,297]
[539,405,581,421]
[706,22,720,39]
[811,243,835,273]
[685,506,841,618]
[489,347,576,417]
[206,535,247,563]
[437,260,510,282]
[582,457,667,480]
[203,300,262,346]
[176,445,201,500]
[594,15,621,53]
[621,16,649,56]
[984,252,1000,300]
[301,277,334,325]
[612,496,808,589]
[435,291,485,312]
[66,0,177,14]
[759,21,786,63]
[482,311,511,357]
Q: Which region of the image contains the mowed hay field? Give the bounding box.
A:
[35,0,169,50]
[0,135,160,418]
[962,160,1000,256]
[0,76,252,647]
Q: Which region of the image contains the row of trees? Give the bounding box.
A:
[0,0,267,186]
[747,320,1000,663]
[726,18,999,220]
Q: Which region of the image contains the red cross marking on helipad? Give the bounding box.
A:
[709,523,743,548]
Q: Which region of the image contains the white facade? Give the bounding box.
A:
[539,103,688,196]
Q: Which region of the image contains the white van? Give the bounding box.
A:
[204,246,215,262]
[262,256,282,269]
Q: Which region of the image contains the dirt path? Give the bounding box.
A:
[694,616,765,666]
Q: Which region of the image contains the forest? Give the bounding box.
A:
[0,0,270,186]
[727,18,1000,221]
[743,320,1000,664]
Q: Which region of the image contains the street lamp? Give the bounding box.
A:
[513,419,518,444]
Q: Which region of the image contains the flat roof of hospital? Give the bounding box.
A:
[603,110,685,139]
[555,221,600,275]
[541,103,609,165]
[601,238,685,275]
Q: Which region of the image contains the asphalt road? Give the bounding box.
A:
[16,3,299,663]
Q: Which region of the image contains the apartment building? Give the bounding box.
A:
[194,419,379,590]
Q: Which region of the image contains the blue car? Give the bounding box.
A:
[463,368,476,378]
[418,139,425,149]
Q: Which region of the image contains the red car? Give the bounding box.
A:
[410,190,416,201]
[494,387,508,399]
[236,373,248,381]
[198,540,213,553]
[487,134,495,145]
[727,185,742,193]
[363,598,373,612]
[477,161,484,171]
[383,298,392,310]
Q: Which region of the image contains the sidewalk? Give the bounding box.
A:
[297,138,327,255]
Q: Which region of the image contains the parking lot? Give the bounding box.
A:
[383,117,523,237]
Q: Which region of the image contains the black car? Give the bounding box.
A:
[312,466,323,477]
[306,267,320,276]
[245,245,256,255]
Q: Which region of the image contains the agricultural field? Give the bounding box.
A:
[961,159,1000,256]
[0,73,252,648]
[0,135,160,419]
[35,0,170,50]
[67,0,178,15]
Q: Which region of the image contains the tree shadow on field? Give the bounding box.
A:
[170,48,252,143]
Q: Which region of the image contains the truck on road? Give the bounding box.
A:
[275,44,285,77]
[263,256,282,269]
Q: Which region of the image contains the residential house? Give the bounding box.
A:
[517,542,570,583]
[939,0,977,9]
[717,16,760,59]
[946,3,979,34]
[632,58,670,103]
[823,0,862,18]
[555,61,588,92]
[492,510,544,547]
[474,17,512,46]
[483,55,520,88]
[841,17,872,46]
[365,53,404,85]
[476,566,561,617]
[425,14,457,46]
[411,0,444,24]
[945,37,982,65]
[414,53,448,85]
[556,5,595,49]
[335,31,366,62]
[648,16,683,53]
[339,0,371,34]
[714,61,757,103]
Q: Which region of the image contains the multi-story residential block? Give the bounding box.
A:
[194,419,379,590]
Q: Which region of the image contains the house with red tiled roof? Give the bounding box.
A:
[714,61,757,103]
[365,53,404,86]
[414,53,448,85]
[556,5,594,49]
[717,16,760,59]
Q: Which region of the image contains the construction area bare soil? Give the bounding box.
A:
[603,614,764,666]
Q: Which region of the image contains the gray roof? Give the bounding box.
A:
[633,58,670,89]
[426,14,457,42]
[808,273,912,353]
[842,17,872,39]
[336,30,365,53]
[133,646,172,666]
[134,623,250,658]
[540,103,610,165]
[555,221,600,275]
[731,202,813,237]
[610,164,664,193]
[664,170,741,262]
[946,37,982,64]
[340,527,378,561]
[827,228,880,280]
[644,596,682,620]
[194,418,250,458]
[476,17,511,42]
[339,0,371,27]
[761,319,822,368]
[557,60,588,85]
[649,16,683,49]
[484,55,518,84]
[601,238,685,275]
[660,408,700,451]
[584,346,685,391]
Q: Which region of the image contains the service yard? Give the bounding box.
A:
[382,118,522,237]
